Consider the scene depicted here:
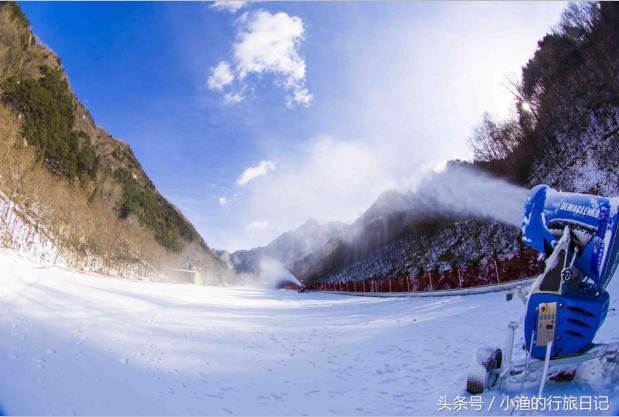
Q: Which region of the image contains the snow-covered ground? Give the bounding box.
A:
[0,251,617,416]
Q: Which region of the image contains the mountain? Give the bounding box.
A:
[224,169,473,281]
[0,3,233,282]
[284,163,521,285]
[225,162,520,284]
[224,186,427,277]
[223,218,348,274]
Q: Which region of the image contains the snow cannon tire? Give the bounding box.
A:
[466,347,502,394]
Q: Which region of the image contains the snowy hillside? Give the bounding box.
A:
[1,251,617,415]
[0,3,231,282]
[0,192,150,280]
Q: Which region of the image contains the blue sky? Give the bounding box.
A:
[19,1,567,251]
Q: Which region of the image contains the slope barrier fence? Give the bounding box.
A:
[304,249,540,295]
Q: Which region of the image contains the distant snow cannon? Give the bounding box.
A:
[276,278,303,291]
[467,185,619,395]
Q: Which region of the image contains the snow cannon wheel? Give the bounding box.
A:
[466,347,502,394]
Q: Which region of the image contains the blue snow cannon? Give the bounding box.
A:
[466,185,619,395]
[521,185,619,359]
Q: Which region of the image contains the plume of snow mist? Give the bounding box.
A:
[241,258,303,289]
[415,165,528,227]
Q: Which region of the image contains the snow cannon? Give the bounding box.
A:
[522,184,619,292]
[521,185,619,359]
[466,185,619,395]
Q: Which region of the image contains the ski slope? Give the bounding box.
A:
[0,251,617,415]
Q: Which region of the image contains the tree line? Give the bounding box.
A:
[470,2,619,187]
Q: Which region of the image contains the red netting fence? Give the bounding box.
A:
[304,249,540,293]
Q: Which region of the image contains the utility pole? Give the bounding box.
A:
[494,260,501,283]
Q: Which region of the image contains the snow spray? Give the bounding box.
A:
[239,258,303,289]
[415,165,528,227]
[259,258,303,288]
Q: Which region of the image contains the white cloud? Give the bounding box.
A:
[236,160,276,186]
[234,10,310,106]
[207,61,235,91]
[218,196,228,206]
[208,9,312,107]
[247,220,268,231]
[212,1,247,13]
[287,86,312,108]
[224,91,244,104]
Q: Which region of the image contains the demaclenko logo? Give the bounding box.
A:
[559,202,600,218]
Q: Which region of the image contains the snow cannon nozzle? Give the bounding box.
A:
[521,185,619,289]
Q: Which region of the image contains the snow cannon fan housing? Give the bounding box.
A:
[522,185,619,288]
[521,185,619,359]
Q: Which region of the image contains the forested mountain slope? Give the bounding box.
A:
[0,2,233,283]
